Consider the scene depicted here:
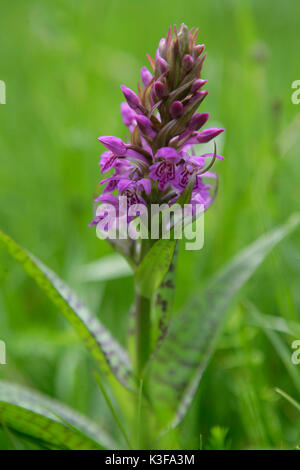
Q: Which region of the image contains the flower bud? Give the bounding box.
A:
[188,113,209,131]
[182,54,194,71]
[154,80,166,98]
[158,38,167,58]
[170,101,183,119]
[140,67,153,88]
[135,115,157,139]
[191,79,208,93]
[194,44,205,56]
[156,55,169,75]
[178,24,189,54]
[196,128,225,143]
[189,89,208,105]
[120,85,141,110]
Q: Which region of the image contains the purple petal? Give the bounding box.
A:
[139,178,152,194]
[99,151,118,174]
[126,148,149,165]
[98,136,126,155]
[121,102,136,127]
[155,147,180,162]
[117,179,132,193]
[94,193,119,205]
[200,171,217,178]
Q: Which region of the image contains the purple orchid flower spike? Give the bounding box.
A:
[87,25,230,427]
[91,23,225,241]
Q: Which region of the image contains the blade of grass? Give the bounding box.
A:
[246,301,300,394]
[137,379,143,450]
[0,228,134,397]
[93,371,132,450]
[275,388,300,412]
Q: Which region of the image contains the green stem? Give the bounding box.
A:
[135,290,151,378]
[134,291,151,449]
[134,240,153,449]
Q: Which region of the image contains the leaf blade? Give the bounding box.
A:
[0,381,114,450]
[147,214,300,428]
[152,244,178,346]
[136,239,177,298]
[0,229,134,390]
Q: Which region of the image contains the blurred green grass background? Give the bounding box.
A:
[0,0,300,449]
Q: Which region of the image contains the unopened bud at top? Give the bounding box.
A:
[178,24,190,54]
[194,44,205,57]
[156,55,169,75]
[158,38,167,58]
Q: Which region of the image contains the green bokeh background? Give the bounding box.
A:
[0,0,300,449]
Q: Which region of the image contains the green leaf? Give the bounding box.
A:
[146,213,300,428]
[0,229,134,391]
[0,381,114,450]
[135,239,177,299]
[152,244,178,347]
